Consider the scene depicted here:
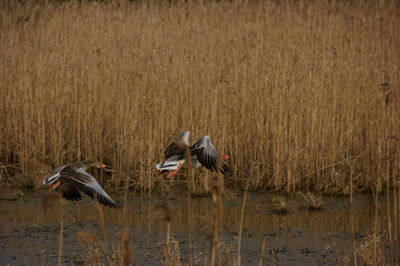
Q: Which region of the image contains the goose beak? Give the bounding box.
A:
[100,163,107,168]
[223,154,231,160]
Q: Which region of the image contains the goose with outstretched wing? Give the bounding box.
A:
[43,162,117,208]
[156,131,231,177]
[163,131,190,159]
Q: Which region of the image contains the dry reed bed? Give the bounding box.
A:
[0,0,399,193]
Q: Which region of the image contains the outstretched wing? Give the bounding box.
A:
[55,182,82,201]
[220,159,232,175]
[190,136,231,174]
[164,131,190,159]
[58,166,117,208]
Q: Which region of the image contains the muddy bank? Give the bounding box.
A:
[0,192,395,265]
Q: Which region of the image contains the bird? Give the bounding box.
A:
[42,162,117,208]
[156,131,231,178]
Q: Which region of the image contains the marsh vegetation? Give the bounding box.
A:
[1,0,399,194]
[0,0,399,264]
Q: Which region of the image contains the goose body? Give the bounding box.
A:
[156,154,202,172]
[156,131,231,177]
[43,162,117,208]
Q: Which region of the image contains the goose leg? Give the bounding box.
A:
[167,165,183,178]
[167,170,178,178]
[51,180,61,190]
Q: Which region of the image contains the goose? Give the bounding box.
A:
[156,131,231,177]
[43,162,117,208]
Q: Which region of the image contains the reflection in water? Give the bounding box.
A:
[0,192,396,265]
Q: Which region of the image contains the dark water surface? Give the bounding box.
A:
[0,191,396,265]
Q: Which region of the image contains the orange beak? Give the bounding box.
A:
[100,163,107,168]
[223,154,231,160]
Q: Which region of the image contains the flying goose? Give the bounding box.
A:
[43,162,117,208]
[156,131,231,177]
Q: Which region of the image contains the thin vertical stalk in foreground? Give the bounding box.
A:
[210,154,224,266]
[121,180,132,265]
[210,155,223,265]
[209,178,220,266]
[345,158,354,204]
[166,219,171,257]
[187,177,193,266]
[374,188,379,266]
[236,180,249,266]
[386,140,392,248]
[94,198,112,265]
[348,158,357,265]
[351,210,357,265]
[57,200,64,266]
[121,142,133,266]
[395,160,400,264]
[258,237,266,266]
[184,144,193,266]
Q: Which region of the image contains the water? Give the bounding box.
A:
[0,191,395,265]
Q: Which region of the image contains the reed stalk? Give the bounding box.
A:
[236,179,249,266]
[209,176,222,265]
[121,140,133,266]
[258,237,266,266]
[57,200,64,266]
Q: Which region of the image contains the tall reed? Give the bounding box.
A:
[236,178,249,265]
[120,138,134,265]
[0,0,399,194]
[57,200,64,266]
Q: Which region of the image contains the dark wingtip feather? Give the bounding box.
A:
[113,202,123,209]
[221,162,232,176]
[94,193,118,208]
[104,199,118,208]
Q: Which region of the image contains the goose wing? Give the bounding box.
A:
[55,182,82,201]
[190,136,230,174]
[51,164,67,175]
[220,160,232,175]
[58,166,117,208]
[164,131,190,159]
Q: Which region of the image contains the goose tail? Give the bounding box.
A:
[155,161,180,171]
[43,173,61,185]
